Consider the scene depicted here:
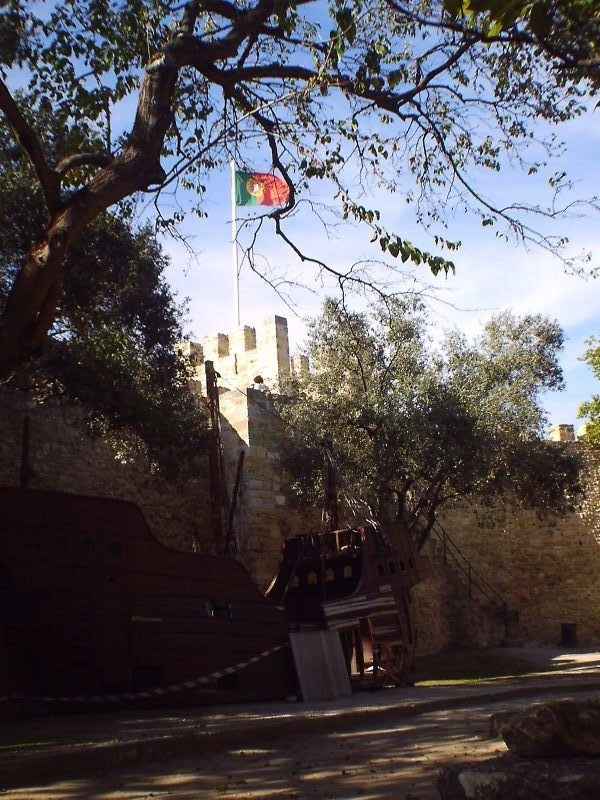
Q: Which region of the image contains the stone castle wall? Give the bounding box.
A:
[3,312,600,652]
[0,391,212,555]
[409,444,600,653]
[427,445,600,648]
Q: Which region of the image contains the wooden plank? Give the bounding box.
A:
[0,487,290,703]
[289,630,351,701]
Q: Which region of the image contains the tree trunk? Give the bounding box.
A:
[0,147,163,377]
[0,39,181,379]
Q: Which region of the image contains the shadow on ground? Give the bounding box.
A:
[415,646,600,686]
[2,703,516,800]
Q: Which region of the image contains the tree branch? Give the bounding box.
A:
[55,152,114,176]
[0,78,59,212]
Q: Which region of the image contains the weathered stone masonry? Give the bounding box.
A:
[0,391,212,554]
[410,438,600,654]
[432,444,600,648]
[2,315,600,654]
[180,315,313,588]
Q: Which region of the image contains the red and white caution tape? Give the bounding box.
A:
[0,643,286,704]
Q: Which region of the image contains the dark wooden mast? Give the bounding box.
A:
[19,414,32,489]
[205,360,229,554]
[322,438,339,533]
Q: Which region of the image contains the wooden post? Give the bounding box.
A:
[322,439,338,533]
[340,629,354,677]
[355,627,365,678]
[205,360,229,554]
[224,449,245,556]
[19,415,31,488]
[373,643,380,679]
[468,563,472,600]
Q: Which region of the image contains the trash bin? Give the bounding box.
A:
[560,622,577,647]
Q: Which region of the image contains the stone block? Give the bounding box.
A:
[497,699,600,757]
[438,757,600,800]
[291,354,309,375]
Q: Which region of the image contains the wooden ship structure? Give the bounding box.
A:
[1,375,420,707]
[267,523,419,686]
[0,371,294,709]
[0,487,291,706]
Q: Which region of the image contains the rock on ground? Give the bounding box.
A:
[492,698,600,757]
[438,756,600,800]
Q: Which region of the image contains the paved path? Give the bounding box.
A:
[5,686,600,800]
[3,647,600,795]
[3,673,600,757]
[497,645,600,675]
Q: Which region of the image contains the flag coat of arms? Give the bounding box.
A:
[235,170,290,207]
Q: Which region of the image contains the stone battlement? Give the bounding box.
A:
[177,316,312,583]
[550,423,576,443]
[180,315,307,393]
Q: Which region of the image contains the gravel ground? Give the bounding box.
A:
[499,646,600,674]
[6,688,599,800]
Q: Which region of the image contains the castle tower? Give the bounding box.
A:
[184,314,291,395]
[549,424,576,443]
[179,316,310,584]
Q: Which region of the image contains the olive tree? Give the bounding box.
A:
[279,299,581,548]
[578,338,600,445]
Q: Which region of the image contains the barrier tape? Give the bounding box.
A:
[0,643,286,704]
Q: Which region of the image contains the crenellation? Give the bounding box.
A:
[184,315,292,397]
[291,354,309,376]
[550,423,576,442]
[177,339,203,366]
[254,315,290,388]
[202,332,230,360]
[230,325,257,354]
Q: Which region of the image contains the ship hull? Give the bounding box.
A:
[267,526,418,687]
[0,488,291,710]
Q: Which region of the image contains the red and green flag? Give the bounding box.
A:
[235,170,290,207]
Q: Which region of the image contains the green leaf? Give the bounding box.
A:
[335,7,356,45]
[529,1,552,37]
[388,240,400,257]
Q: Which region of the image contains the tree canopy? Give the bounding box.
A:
[278,299,581,548]
[445,0,600,88]
[0,0,596,376]
[0,116,208,480]
[578,338,600,445]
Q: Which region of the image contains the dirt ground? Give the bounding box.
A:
[6,688,598,800]
[414,645,600,684]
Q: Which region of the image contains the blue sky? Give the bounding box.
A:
[7,7,598,430]
[158,105,600,432]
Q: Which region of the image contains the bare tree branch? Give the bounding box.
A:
[0,78,59,212]
[55,152,114,175]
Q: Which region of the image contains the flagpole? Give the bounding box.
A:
[230,159,240,327]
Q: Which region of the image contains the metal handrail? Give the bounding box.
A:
[430,521,507,608]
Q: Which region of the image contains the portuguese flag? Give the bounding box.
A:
[235,170,290,207]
